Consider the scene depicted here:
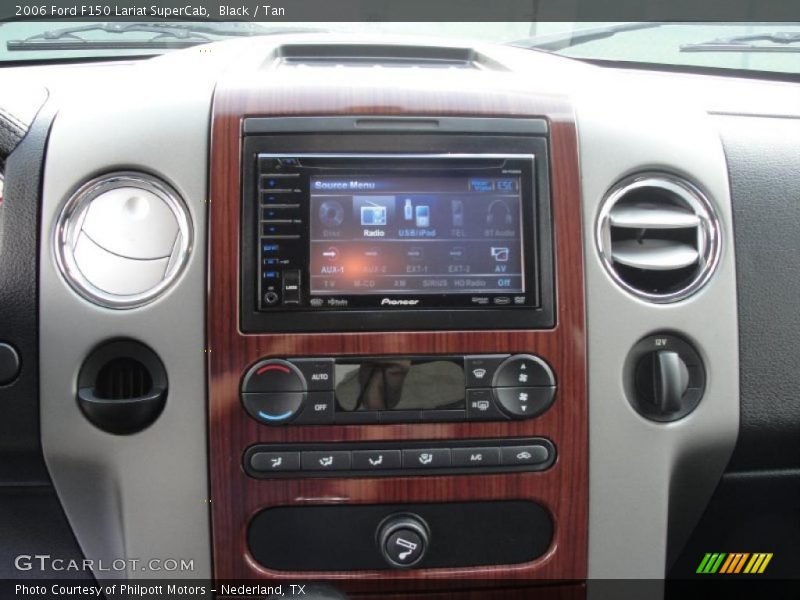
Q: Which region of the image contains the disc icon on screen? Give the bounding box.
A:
[319,200,345,227]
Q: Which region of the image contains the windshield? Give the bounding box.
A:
[2,21,800,77]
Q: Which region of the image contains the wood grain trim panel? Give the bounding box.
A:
[208,64,586,593]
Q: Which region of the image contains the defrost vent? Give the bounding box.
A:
[597,173,721,303]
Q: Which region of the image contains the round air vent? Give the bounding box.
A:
[596,173,721,303]
[55,172,192,309]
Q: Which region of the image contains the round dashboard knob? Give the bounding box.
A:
[492,354,557,420]
[377,514,429,569]
[241,359,307,425]
[493,354,555,388]
[242,359,306,393]
[625,333,705,422]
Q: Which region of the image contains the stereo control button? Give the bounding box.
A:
[465,354,509,388]
[494,387,556,419]
[466,389,508,422]
[242,359,305,393]
[282,269,301,305]
[293,391,335,425]
[261,222,303,238]
[290,358,334,391]
[242,392,305,424]
[452,447,501,467]
[493,354,556,388]
[501,445,550,466]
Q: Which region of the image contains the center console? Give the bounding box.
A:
[208,66,586,593]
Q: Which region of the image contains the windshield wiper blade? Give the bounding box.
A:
[7,22,326,51]
[511,22,666,51]
[682,31,800,52]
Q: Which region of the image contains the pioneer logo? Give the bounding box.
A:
[381,298,420,306]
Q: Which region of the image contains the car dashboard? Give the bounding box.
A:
[1,33,799,599]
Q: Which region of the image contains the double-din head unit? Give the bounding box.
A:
[240,132,554,332]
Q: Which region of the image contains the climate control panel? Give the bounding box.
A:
[240,354,557,426]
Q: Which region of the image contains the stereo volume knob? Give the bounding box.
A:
[241,359,307,425]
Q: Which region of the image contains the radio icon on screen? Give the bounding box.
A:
[361,204,387,226]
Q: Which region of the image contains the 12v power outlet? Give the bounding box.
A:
[624,333,706,422]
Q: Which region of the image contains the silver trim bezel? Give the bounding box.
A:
[596,172,722,303]
[54,172,192,309]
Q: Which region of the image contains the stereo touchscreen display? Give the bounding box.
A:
[241,143,553,332]
[309,174,525,296]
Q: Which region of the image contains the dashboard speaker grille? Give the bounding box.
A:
[597,174,721,302]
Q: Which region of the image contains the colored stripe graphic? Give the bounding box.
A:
[744,554,760,574]
[701,553,726,573]
[719,553,736,574]
[698,552,773,574]
[733,553,750,573]
[696,553,713,573]
[758,553,773,573]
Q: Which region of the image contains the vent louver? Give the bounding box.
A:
[94,357,153,400]
[597,174,721,303]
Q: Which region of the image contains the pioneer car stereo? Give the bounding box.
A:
[240,133,554,332]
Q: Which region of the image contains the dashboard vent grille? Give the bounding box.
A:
[276,44,490,70]
[597,174,721,302]
[95,357,153,400]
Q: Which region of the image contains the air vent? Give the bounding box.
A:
[275,44,494,70]
[77,340,168,435]
[95,357,153,400]
[55,172,192,309]
[597,174,721,302]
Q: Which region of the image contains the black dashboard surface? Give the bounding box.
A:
[715,114,800,471]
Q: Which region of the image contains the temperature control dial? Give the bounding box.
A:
[241,359,307,424]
